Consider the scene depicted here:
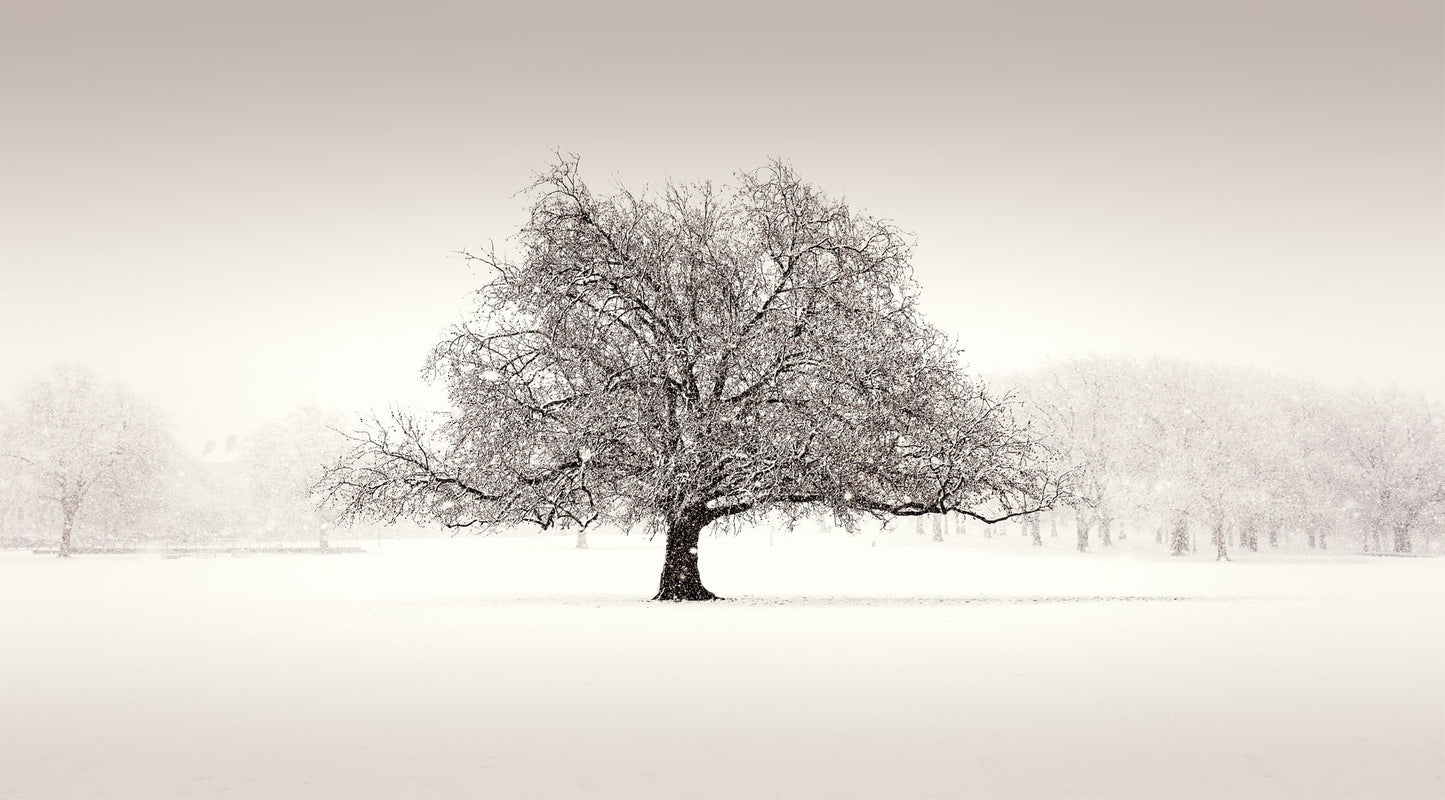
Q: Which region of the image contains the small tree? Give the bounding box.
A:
[0,364,172,556]
[325,156,1063,599]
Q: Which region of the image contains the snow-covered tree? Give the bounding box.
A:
[1131,361,1321,560]
[324,156,1065,599]
[1012,356,1413,559]
[0,363,173,556]
[1013,356,1156,552]
[1331,388,1444,554]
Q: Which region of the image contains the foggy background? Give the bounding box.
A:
[2,0,1440,450]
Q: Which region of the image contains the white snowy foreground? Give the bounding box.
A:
[1,528,1442,799]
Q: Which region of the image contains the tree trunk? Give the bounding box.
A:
[1242,519,1258,552]
[576,528,589,549]
[1155,523,1164,545]
[1169,515,1190,556]
[1098,516,1113,547]
[1076,515,1090,553]
[1319,530,1328,550]
[1049,515,1058,538]
[1028,515,1042,546]
[1392,522,1412,554]
[1213,516,1230,562]
[932,515,944,543]
[653,514,718,601]
[1307,531,1316,549]
[60,511,74,558]
[1268,522,1280,549]
[319,526,330,551]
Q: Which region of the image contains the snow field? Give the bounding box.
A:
[0,528,1440,799]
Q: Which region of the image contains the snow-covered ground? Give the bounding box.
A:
[1,526,1441,799]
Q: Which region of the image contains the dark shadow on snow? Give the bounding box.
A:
[433,593,1280,608]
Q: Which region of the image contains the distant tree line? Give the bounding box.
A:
[0,363,357,554]
[3,357,1441,562]
[1011,356,1445,558]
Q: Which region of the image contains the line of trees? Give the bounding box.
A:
[1011,356,1445,558]
[0,364,353,554]
[3,356,1440,565]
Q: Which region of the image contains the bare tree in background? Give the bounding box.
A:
[240,405,349,549]
[1334,388,1445,554]
[0,364,172,557]
[323,155,1065,599]
[1009,354,1445,558]
[1014,356,1147,553]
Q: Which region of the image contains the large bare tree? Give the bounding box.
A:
[324,156,1064,599]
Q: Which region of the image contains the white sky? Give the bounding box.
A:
[2,1,1440,449]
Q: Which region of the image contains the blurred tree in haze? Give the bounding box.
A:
[1013,356,1445,557]
[324,155,1065,599]
[1012,355,1148,551]
[1331,388,1445,554]
[238,405,349,548]
[0,363,173,556]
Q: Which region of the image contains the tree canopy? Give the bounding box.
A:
[324,156,1063,599]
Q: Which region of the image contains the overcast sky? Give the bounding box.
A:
[2,0,1440,449]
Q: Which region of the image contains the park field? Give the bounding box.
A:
[1,527,1441,799]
